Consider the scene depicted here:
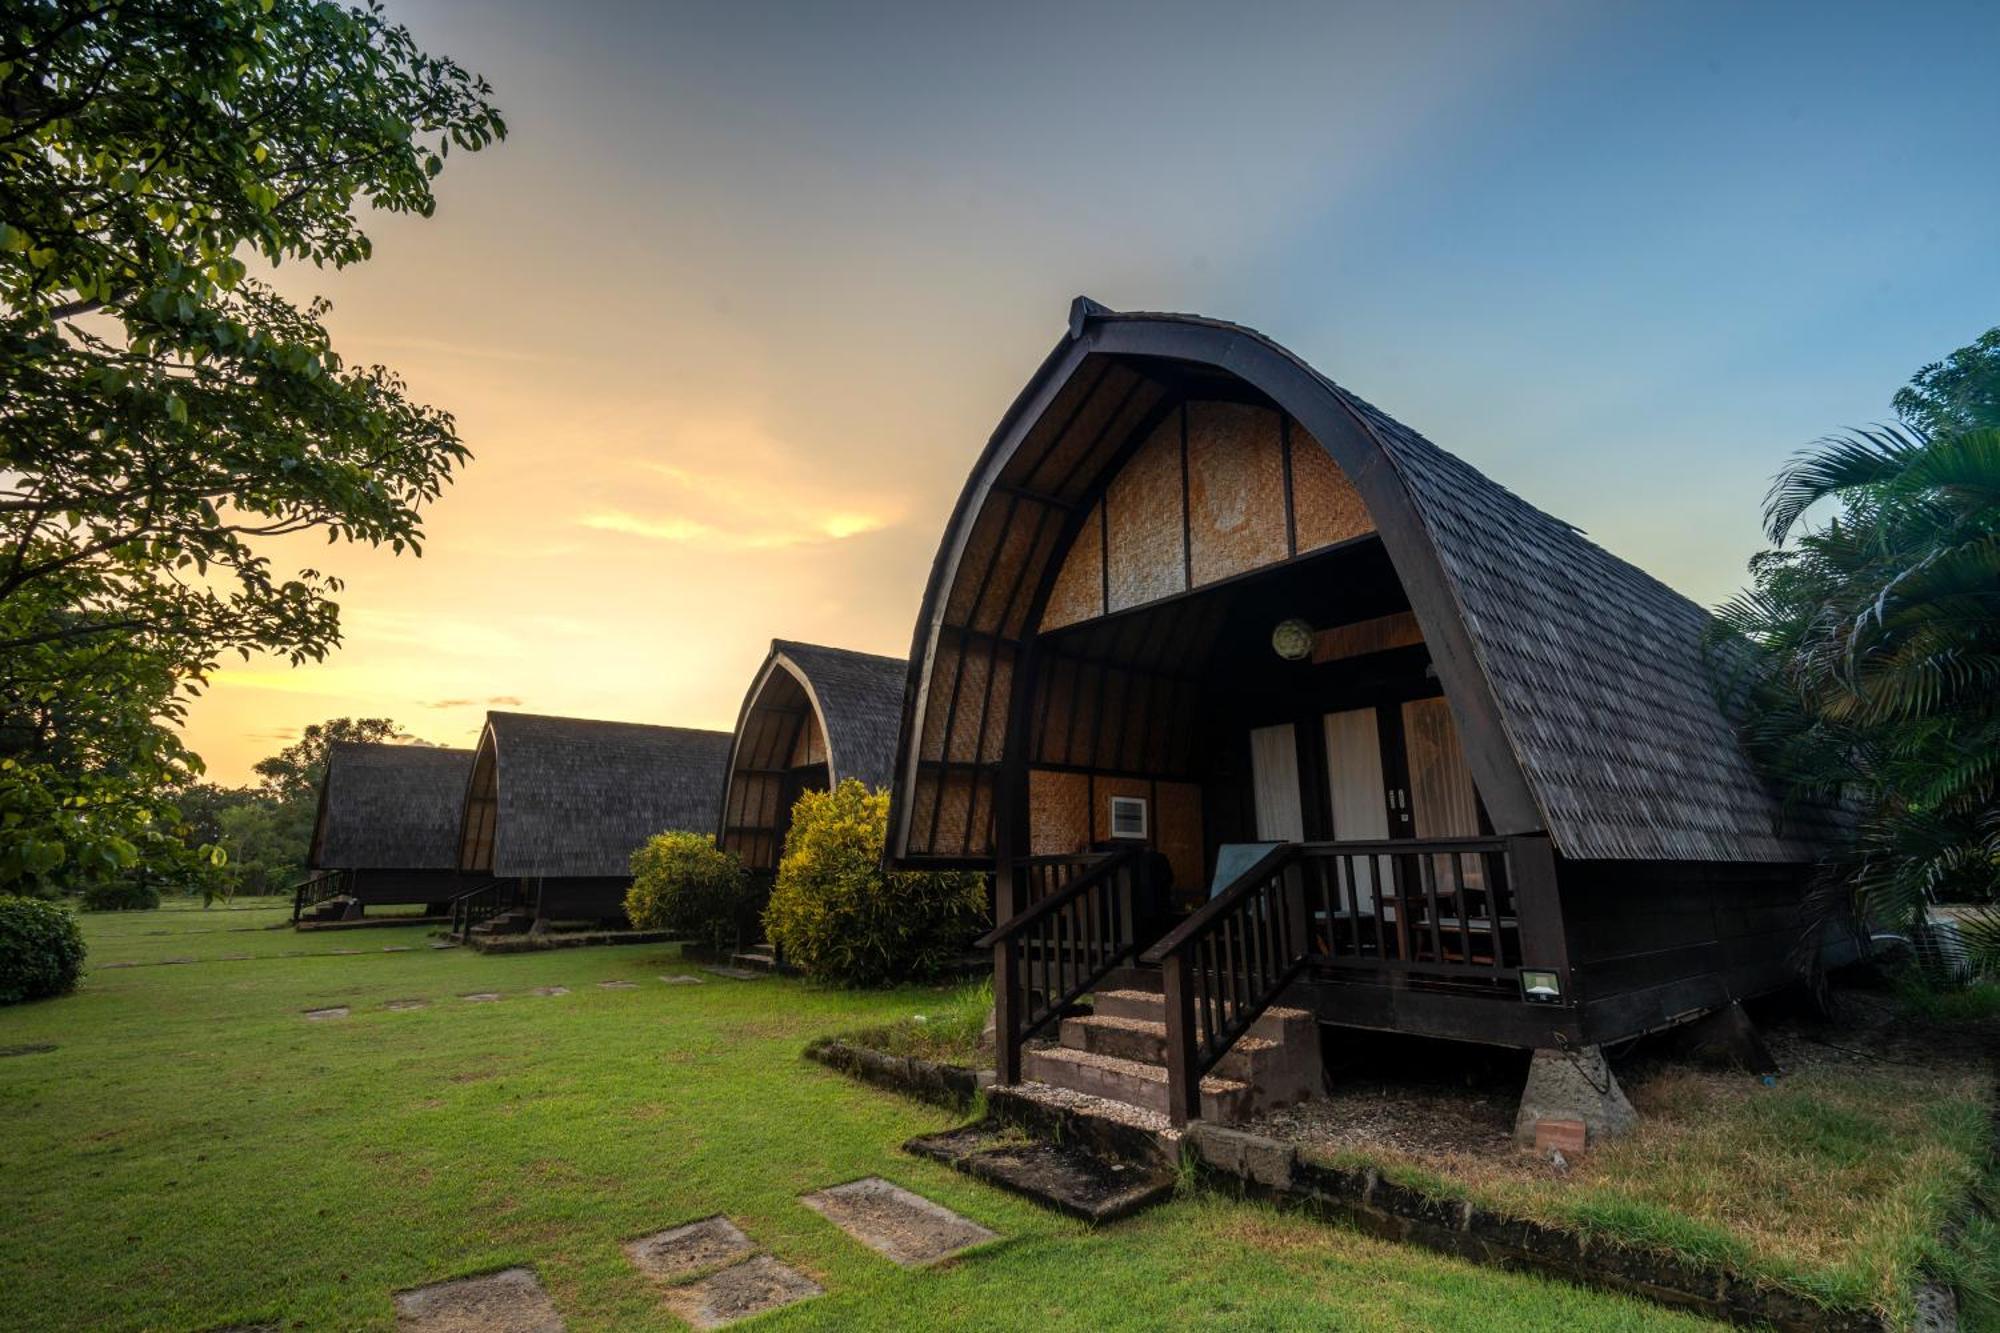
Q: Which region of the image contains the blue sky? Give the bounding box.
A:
[195,0,2000,776]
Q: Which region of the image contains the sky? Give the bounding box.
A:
[189,0,2000,782]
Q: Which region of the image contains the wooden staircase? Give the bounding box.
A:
[1020,968,1322,1125]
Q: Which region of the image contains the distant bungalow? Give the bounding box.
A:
[718,639,907,874]
[298,741,474,923]
[452,711,732,933]
[887,299,1837,1133]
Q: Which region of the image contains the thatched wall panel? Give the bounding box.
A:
[1028,768,1091,857]
[1291,425,1375,552]
[1156,781,1206,904]
[1105,416,1188,613]
[1188,401,1289,586]
[1040,501,1104,631]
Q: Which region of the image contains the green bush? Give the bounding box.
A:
[764,780,987,987]
[625,831,750,953]
[0,895,87,1005]
[79,878,161,911]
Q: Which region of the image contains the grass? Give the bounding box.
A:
[0,908,1732,1332]
[1300,1037,1995,1326]
[829,980,991,1067]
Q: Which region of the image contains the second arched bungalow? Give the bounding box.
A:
[887,299,1839,1125]
[456,711,733,927]
[718,640,907,873]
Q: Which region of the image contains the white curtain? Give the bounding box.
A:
[1402,696,1484,893]
[1248,723,1304,842]
[1322,708,1388,912]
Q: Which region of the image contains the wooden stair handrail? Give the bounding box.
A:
[1139,842,1298,965]
[974,846,1140,949]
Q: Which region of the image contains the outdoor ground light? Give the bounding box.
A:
[1271,617,1314,661]
[1521,969,1563,1004]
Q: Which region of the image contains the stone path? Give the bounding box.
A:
[300,973,713,1019]
[800,1177,997,1266]
[368,1181,995,1328]
[393,1267,563,1333]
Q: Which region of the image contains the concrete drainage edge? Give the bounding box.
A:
[1182,1119,1935,1333]
[804,1039,992,1112]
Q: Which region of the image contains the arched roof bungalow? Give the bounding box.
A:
[888,299,1838,1125]
[457,712,733,926]
[719,640,907,873]
[301,741,473,921]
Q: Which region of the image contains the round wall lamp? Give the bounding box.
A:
[1271,617,1314,662]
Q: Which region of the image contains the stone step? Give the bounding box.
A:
[904,1121,1174,1224]
[730,949,779,974]
[1092,989,1316,1046]
[1023,1044,1252,1123]
[1058,1013,1278,1083]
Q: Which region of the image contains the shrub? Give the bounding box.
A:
[0,895,87,1005]
[79,878,162,911]
[764,780,988,987]
[626,831,750,953]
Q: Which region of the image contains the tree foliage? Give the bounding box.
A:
[0,2,501,895]
[764,781,987,988]
[1713,329,2000,977]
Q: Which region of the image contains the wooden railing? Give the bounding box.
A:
[447,879,519,940]
[1140,844,1307,1124]
[978,847,1144,1084]
[290,871,347,924]
[1141,837,1522,1125]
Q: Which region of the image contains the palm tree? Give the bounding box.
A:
[1712,420,2000,978]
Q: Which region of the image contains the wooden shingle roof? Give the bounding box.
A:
[481,712,732,878]
[768,640,907,790]
[310,742,473,871]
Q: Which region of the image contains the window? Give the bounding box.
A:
[1109,795,1148,840]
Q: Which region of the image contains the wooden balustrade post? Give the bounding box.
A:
[993,856,1024,1086]
[1282,859,1309,962]
[1161,950,1199,1126]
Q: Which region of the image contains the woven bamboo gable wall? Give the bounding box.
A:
[902,367,1377,866]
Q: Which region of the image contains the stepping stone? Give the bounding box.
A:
[800,1177,996,1267]
[659,974,705,985]
[384,945,413,953]
[303,1007,349,1021]
[393,1266,564,1332]
[530,986,570,997]
[461,992,502,1003]
[701,966,760,981]
[659,1255,821,1330]
[625,1215,755,1283]
[597,980,638,990]
[384,999,429,1012]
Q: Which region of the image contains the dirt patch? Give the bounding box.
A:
[448,1069,497,1085]
[800,1177,996,1267]
[392,1266,564,1332]
[302,1007,349,1022]
[1252,1079,1517,1162]
[624,1215,755,1283]
[658,1255,821,1330]
[530,986,569,997]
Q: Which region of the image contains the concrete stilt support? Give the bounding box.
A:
[1668,1001,1777,1074]
[1513,1045,1638,1148]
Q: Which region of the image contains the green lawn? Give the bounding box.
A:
[0,905,1730,1332]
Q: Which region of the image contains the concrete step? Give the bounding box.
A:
[1057,1013,1280,1084]
[1091,989,1316,1046]
[1023,1044,1252,1123]
[730,948,779,974]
